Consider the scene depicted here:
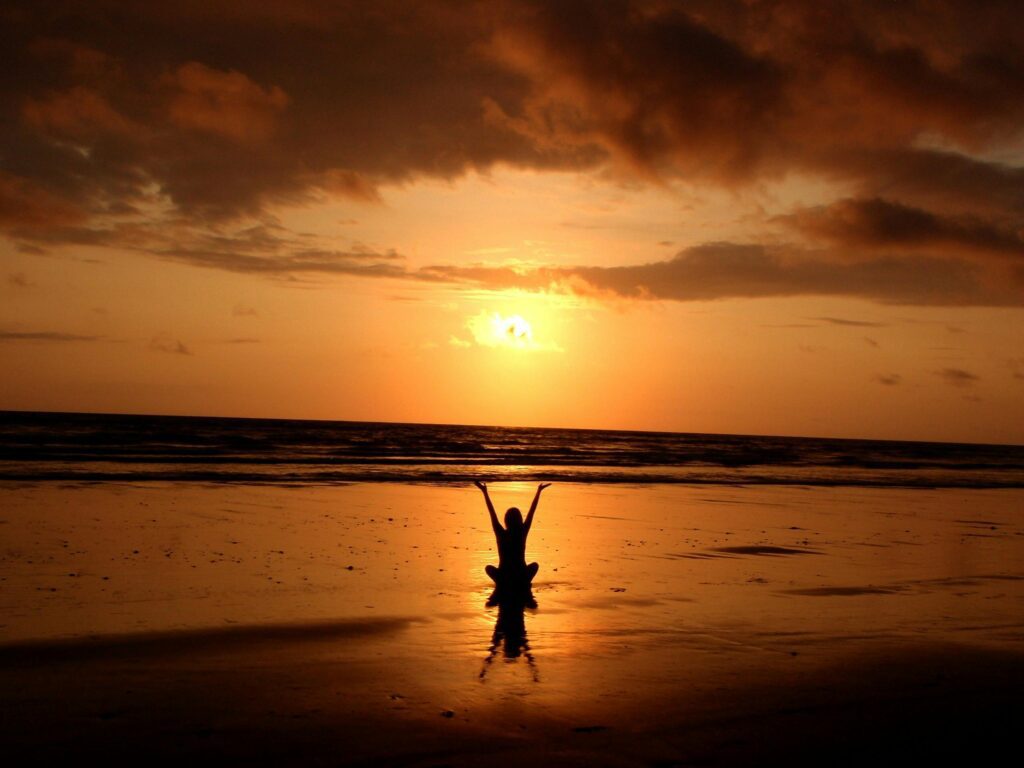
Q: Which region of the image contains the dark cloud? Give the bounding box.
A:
[423,242,1020,306]
[0,330,100,341]
[0,1,550,225]
[782,197,1024,258]
[936,367,979,387]
[232,304,258,317]
[2,1,1023,216]
[876,373,902,386]
[2,1,1024,305]
[822,147,1024,220]
[488,0,785,180]
[864,337,879,347]
[225,337,259,344]
[488,2,1024,217]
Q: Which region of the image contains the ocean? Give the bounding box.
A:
[2,410,1022,487]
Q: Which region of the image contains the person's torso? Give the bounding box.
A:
[497,528,526,566]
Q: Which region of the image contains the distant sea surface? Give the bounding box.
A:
[2,410,1023,488]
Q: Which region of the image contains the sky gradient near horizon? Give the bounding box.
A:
[2,1,1024,443]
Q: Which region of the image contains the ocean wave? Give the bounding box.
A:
[2,411,1023,487]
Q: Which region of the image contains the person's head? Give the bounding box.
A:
[504,507,523,531]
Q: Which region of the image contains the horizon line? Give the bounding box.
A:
[1,407,1020,450]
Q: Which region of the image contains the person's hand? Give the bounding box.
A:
[474,480,487,492]
[538,482,552,491]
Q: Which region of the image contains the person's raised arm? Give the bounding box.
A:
[524,482,551,536]
[475,480,501,535]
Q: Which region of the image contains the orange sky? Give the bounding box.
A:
[2,1,1023,443]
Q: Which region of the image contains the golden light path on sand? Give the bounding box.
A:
[3,481,1021,656]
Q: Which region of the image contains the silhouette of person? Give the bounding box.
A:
[475,481,550,593]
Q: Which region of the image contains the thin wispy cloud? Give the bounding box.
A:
[20,216,1020,306]
[936,368,979,387]
[0,330,101,342]
[150,335,193,356]
[811,317,888,328]
[16,219,407,279]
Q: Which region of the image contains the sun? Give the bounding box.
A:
[461,309,558,352]
[493,314,533,347]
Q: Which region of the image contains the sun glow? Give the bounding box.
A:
[494,314,533,346]
[461,310,550,350]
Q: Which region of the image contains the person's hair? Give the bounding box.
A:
[504,507,523,530]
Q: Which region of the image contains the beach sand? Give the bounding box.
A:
[2,481,1023,765]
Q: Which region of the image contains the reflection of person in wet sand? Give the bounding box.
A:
[474,481,550,593]
[480,599,538,681]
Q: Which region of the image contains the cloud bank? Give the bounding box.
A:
[2,1,1024,305]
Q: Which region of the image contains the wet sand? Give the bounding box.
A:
[2,481,1023,764]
